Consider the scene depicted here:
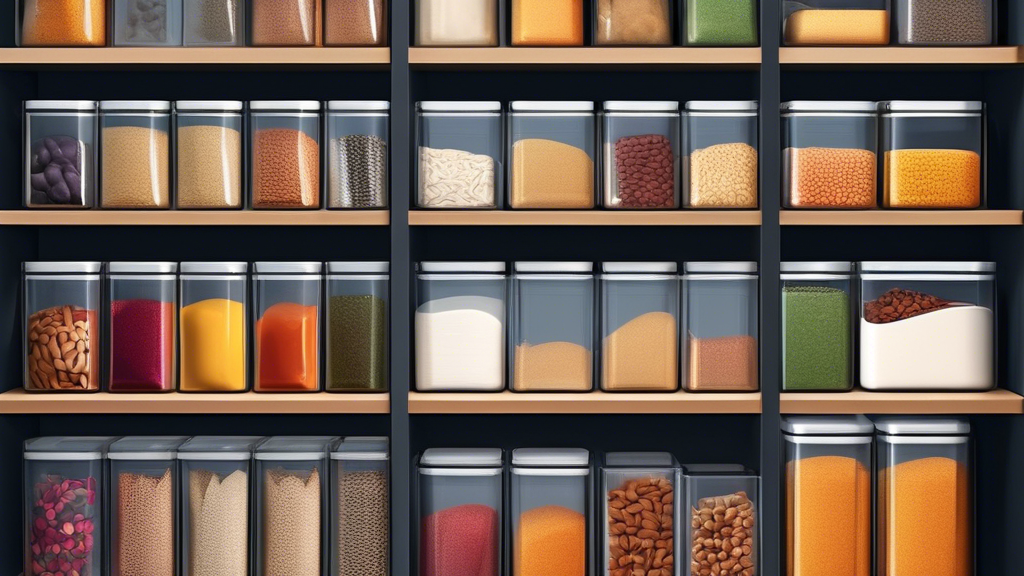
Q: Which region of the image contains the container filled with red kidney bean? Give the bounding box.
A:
[108,262,178,392]
[602,101,680,209]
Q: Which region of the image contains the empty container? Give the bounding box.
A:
[684,101,758,209]
[415,0,498,45]
[781,262,853,391]
[416,101,503,209]
[602,101,680,210]
[331,437,389,576]
[686,0,757,45]
[183,0,244,45]
[510,101,596,209]
[100,101,172,209]
[326,262,389,392]
[783,0,890,45]
[251,0,320,45]
[24,100,97,208]
[253,262,322,392]
[512,0,583,45]
[326,101,389,209]
[250,101,322,209]
[325,0,387,45]
[896,0,993,44]
[175,100,244,209]
[685,467,759,576]
[593,0,672,45]
[19,0,106,45]
[114,0,183,45]
[108,262,178,392]
[179,262,248,392]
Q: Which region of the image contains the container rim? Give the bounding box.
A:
[420,447,502,466]
[107,451,176,460]
[685,261,758,274]
[26,100,97,111]
[100,100,171,111]
[420,261,506,273]
[602,262,677,274]
[108,262,178,274]
[250,100,321,111]
[781,100,876,113]
[253,261,322,274]
[514,262,593,273]
[328,261,389,273]
[686,100,758,112]
[859,261,995,273]
[330,452,389,460]
[176,100,244,111]
[603,101,679,112]
[512,447,590,466]
[874,417,971,435]
[180,262,248,274]
[327,100,390,111]
[418,101,501,112]
[781,261,853,273]
[25,452,102,460]
[881,100,983,113]
[24,261,102,274]
[511,101,594,112]
[782,415,874,435]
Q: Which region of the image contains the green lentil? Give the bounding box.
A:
[327,294,388,391]
[782,285,851,390]
[686,0,759,46]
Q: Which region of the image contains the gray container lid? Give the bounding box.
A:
[328,261,389,273]
[512,448,589,467]
[604,452,679,468]
[180,262,248,274]
[781,101,877,113]
[108,262,177,274]
[418,101,501,112]
[26,100,96,111]
[420,447,502,467]
[880,101,983,113]
[250,100,321,111]
[510,101,594,112]
[781,261,853,273]
[178,436,262,460]
[253,261,322,274]
[783,415,874,435]
[331,437,389,460]
[875,417,971,436]
[24,262,102,274]
[859,261,995,273]
[254,436,335,460]
[327,100,390,111]
[175,100,244,111]
[686,100,758,112]
[25,437,117,460]
[420,261,506,273]
[602,262,677,274]
[685,261,758,274]
[108,436,189,460]
[604,101,679,112]
[100,100,172,111]
[683,464,752,475]
[514,262,593,273]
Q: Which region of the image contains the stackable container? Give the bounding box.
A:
[683,262,759,392]
[783,0,891,45]
[511,262,595,392]
[859,261,995,390]
[782,416,873,576]
[600,263,679,391]
[253,262,322,392]
[250,0,320,45]
[602,101,680,210]
[685,467,760,576]
[415,449,503,576]
[325,0,388,45]
[684,101,759,209]
[326,101,389,209]
[875,419,973,576]
[114,0,183,45]
[880,101,985,208]
[24,100,97,208]
[593,0,673,45]
[510,449,591,576]
[100,101,172,209]
[416,102,503,209]
[511,0,584,45]
[509,101,596,209]
[415,0,498,45]
[781,262,854,391]
[330,437,390,576]
[18,0,106,45]
[326,262,389,392]
[183,0,244,45]
[174,100,244,209]
[24,262,102,392]
[896,0,993,45]
[178,262,248,392]
[782,101,878,209]
[685,0,758,45]
[107,262,178,392]
[249,101,322,209]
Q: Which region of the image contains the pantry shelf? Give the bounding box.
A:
[780,210,1023,226]
[780,46,1024,65]
[0,47,391,66]
[408,391,762,414]
[0,210,390,226]
[780,388,1024,414]
[408,47,761,67]
[409,210,761,226]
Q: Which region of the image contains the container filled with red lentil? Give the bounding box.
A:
[253,262,322,392]
[175,100,244,209]
[251,0,320,44]
[100,101,172,209]
[684,101,758,209]
[326,101,389,209]
[24,100,98,209]
[108,262,177,392]
[325,0,387,45]
[602,101,680,210]
[250,101,321,209]
[509,101,596,209]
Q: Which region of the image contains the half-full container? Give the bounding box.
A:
[895,0,993,45]
[593,0,673,45]
[24,100,97,208]
[602,101,680,210]
[509,101,596,209]
[684,101,758,208]
[685,466,760,576]
[179,262,248,392]
[783,0,890,45]
[326,262,389,392]
[253,262,322,392]
[183,0,245,45]
[108,262,178,392]
[512,0,583,45]
[100,101,172,209]
[326,101,389,209]
[781,262,854,391]
[416,102,503,209]
[415,0,498,45]
[330,437,389,576]
[114,0,183,45]
[250,101,322,209]
[175,100,244,209]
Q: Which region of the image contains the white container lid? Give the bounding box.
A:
[255,436,335,460]
[859,261,995,273]
[605,452,678,468]
[512,448,589,467]
[875,418,971,436]
[511,101,594,112]
[881,101,983,112]
[108,262,177,274]
[250,100,321,111]
[603,101,679,112]
[602,262,677,274]
[25,437,117,460]
[328,261,389,273]
[783,415,874,436]
[26,100,96,111]
[328,100,390,111]
[685,261,758,274]
[254,261,322,274]
[175,100,244,111]
[420,261,506,273]
[781,101,876,113]
[108,436,189,460]
[684,464,750,475]
[420,448,502,467]
[331,437,389,460]
[100,100,172,111]
[418,101,501,112]
[515,262,593,273]
[180,261,248,274]
[25,261,102,274]
[686,101,758,112]
[178,436,262,460]
[781,261,853,273]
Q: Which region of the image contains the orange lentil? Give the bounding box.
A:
[511,0,584,45]
[252,128,321,209]
[785,147,877,208]
[21,0,106,45]
[784,9,890,45]
[883,149,981,208]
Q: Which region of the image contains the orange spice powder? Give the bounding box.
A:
[256,302,319,391]
[511,0,584,45]
[21,0,106,46]
[514,505,586,576]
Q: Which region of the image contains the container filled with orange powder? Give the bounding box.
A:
[254,262,322,392]
[509,102,596,209]
[783,0,890,45]
[19,0,107,45]
[512,0,583,45]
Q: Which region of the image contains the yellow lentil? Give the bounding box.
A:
[101,126,170,208]
[785,9,890,45]
[785,147,877,208]
[883,149,981,208]
[688,142,758,208]
[511,139,594,209]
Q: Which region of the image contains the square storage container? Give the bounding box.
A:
[108,262,177,392]
[782,101,878,209]
[416,448,503,576]
[183,0,244,45]
[782,416,872,576]
[250,101,322,209]
[512,262,595,392]
[880,101,985,208]
[114,0,183,44]
[326,101,389,209]
[179,436,261,576]
[859,261,995,390]
[510,448,591,576]
[600,263,679,391]
[325,0,387,45]
[326,262,389,392]
[783,0,890,45]
[253,262,322,392]
[684,101,758,208]
[415,0,498,45]
[330,437,389,576]
[685,0,757,45]
[602,101,680,210]
[512,0,583,45]
[24,262,101,392]
[781,262,854,391]
[175,100,244,209]
[18,0,106,45]
[593,0,672,45]
[416,102,503,209]
[100,101,172,209]
[510,101,596,209]
[896,0,993,44]
[875,419,973,576]
[108,436,188,576]
[24,100,97,208]
[416,262,507,391]
[179,262,248,392]
[683,262,759,392]
[685,466,759,576]
[250,0,320,45]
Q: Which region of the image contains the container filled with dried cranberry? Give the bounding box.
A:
[108,262,178,392]
[601,101,680,210]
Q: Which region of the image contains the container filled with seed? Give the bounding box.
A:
[250,101,322,209]
[684,101,758,209]
[895,0,993,45]
[175,101,244,209]
[781,262,854,391]
[326,101,389,209]
[684,467,758,576]
[100,101,172,209]
[602,101,680,210]
[326,262,388,392]
[183,0,244,45]
[330,437,389,576]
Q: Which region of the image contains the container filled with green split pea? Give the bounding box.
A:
[685,0,758,45]
[781,262,854,391]
[326,262,389,392]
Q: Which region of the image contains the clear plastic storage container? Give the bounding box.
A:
[108,262,177,392]
[683,262,759,392]
[24,262,101,392]
[880,101,985,209]
[416,448,503,576]
[415,0,498,45]
[781,262,854,391]
[24,100,97,208]
[114,0,183,45]
[100,101,172,209]
[19,0,106,45]
[510,101,596,209]
[179,262,248,392]
[330,437,389,576]
[593,0,672,45]
[602,101,680,210]
[175,100,244,209]
[859,261,995,390]
[512,262,595,392]
[782,416,872,576]
[253,262,322,392]
[326,101,389,209]
[896,0,993,44]
[600,263,679,391]
[326,262,389,392]
[512,0,583,45]
[783,0,890,45]
[250,101,322,209]
[875,418,973,576]
[686,0,758,45]
[416,262,507,391]
[782,101,878,209]
[685,467,759,576]
[183,0,244,45]
[250,0,320,45]
[416,102,503,209]
[684,101,758,208]
[325,0,387,45]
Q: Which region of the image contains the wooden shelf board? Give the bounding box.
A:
[781,388,1023,415]
[409,210,761,226]
[0,47,390,66]
[780,210,1023,226]
[0,210,389,226]
[409,47,761,66]
[408,391,761,414]
[780,46,1024,65]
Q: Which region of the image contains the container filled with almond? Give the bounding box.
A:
[685,467,759,576]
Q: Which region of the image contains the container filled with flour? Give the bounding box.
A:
[416,102,503,209]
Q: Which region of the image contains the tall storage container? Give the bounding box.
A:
[685,467,760,576]
[325,0,387,45]
[18,0,106,45]
[512,0,583,45]
[895,0,993,44]
[183,0,244,45]
[781,262,854,391]
[415,0,498,45]
[326,101,389,209]
[175,100,244,209]
[783,0,890,45]
[684,101,758,208]
[602,101,680,210]
[509,101,596,209]
[24,100,97,208]
[686,0,758,45]
[593,0,672,45]
[326,262,389,392]
[250,101,321,209]
[416,102,503,209]
[179,262,248,392]
[100,101,172,209]
[114,0,183,45]
[253,262,322,392]
[330,437,389,576]
[108,262,177,392]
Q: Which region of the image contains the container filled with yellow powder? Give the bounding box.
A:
[175,101,244,209]
[416,102,503,209]
[783,0,890,45]
[684,101,759,209]
[512,0,583,45]
[685,465,760,576]
[602,101,680,209]
[179,262,248,392]
[510,101,596,209]
[100,101,171,209]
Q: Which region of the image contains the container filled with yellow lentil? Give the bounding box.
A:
[684,101,758,209]
[602,101,680,210]
[509,101,596,209]
[783,0,890,45]
[100,101,172,209]
[175,100,243,209]
[880,100,984,209]
[250,101,321,209]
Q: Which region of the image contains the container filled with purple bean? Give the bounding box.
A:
[24,100,98,208]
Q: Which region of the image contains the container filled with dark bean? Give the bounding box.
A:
[602,101,680,210]
[24,100,97,208]
[326,101,389,209]
[896,0,994,45]
[326,262,388,392]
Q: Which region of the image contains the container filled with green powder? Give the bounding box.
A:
[782,262,853,391]
[685,0,759,45]
[327,262,389,392]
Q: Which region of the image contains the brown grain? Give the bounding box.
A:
[337,469,388,576]
[686,334,758,391]
[252,128,321,208]
[116,469,174,576]
[251,0,321,45]
[101,126,170,208]
[264,467,321,576]
[607,476,675,576]
[325,0,387,45]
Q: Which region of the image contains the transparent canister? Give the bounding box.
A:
[685,466,759,576]
[602,101,680,210]
[416,102,503,209]
[24,262,101,392]
[416,262,507,391]
[100,101,172,209]
[896,0,993,44]
[415,0,498,45]
[511,0,584,45]
[509,101,596,209]
[326,262,389,392]
[179,262,248,392]
[250,0,320,45]
[253,262,322,392]
[416,448,503,576]
[511,448,591,576]
[782,416,872,576]
[782,101,878,209]
[783,0,891,45]
[684,101,758,209]
[108,262,178,392]
[880,101,985,208]
[683,262,759,392]
[859,261,995,390]
[18,0,106,45]
[781,262,853,391]
[686,0,757,45]
[326,101,389,209]
[250,101,322,209]
[325,0,388,45]
[175,100,244,209]
[24,100,97,208]
[593,0,672,45]
[114,0,183,45]
[330,437,389,576]
[601,263,679,391]
[183,0,244,45]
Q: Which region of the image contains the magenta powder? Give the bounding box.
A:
[421,503,498,576]
[110,299,174,391]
